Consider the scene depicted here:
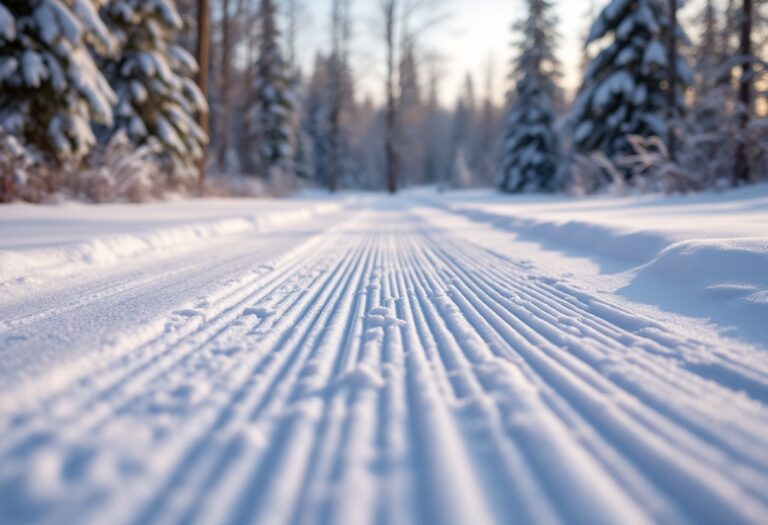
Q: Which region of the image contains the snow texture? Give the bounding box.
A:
[1,187,768,524]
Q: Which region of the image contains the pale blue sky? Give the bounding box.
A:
[294,0,594,106]
[293,0,705,108]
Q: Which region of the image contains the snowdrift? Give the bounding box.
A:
[438,184,768,345]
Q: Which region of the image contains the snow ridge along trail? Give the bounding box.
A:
[1,196,767,525]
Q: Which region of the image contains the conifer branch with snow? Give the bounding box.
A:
[100,0,208,179]
[245,0,297,179]
[570,0,693,179]
[0,0,117,164]
[501,0,563,193]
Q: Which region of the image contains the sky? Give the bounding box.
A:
[294,0,594,107]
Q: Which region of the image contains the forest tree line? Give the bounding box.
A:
[0,0,766,202]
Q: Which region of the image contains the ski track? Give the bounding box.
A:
[1,197,767,525]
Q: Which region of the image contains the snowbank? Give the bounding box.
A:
[0,198,342,293]
[433,184,768,344]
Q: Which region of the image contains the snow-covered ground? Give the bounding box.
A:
[1,187,767,524]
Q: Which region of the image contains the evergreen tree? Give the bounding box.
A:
[501,0,563,193]
[304,53,331,182]
[570,0,693,171]
[397,42,425,185]
[449,74,478,186]
[478,61,500,186]
[449,89,471,187]
[302,48,355,188]
[0,0,117,163]
[246,0,296,178]
[326,52,355,189]
[422,65,449,186]
[101,0,207,177]
[290,69,312,180]
[687,0,735,184]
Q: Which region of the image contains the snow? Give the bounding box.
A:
[0,4,15,41]
[21,50,46,87]
[0,197,344,298]
[438,184,768,346]
[1,187,768,524]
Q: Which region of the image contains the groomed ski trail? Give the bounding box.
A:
[1,197,767,525]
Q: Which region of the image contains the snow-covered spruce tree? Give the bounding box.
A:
[397,41,425,185]
[291,70,313,180]
[0,0,116,164]
[500,0,563,193]
[304,53,331,182]
[100,0,207,178]
[246,0,297,179]
[686,0,736,186]
[448,74,479,188]
[570,0,693,175]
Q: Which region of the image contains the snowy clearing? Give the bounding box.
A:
[1,188,768,525]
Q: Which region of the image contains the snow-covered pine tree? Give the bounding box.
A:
[304,53,331,182]
[397,41,425,185]
[422,64,450,186]
[100,0,207,178]
[0,0,116,164]
[325,0,353,192]
[246,0,296,179]
[500,0,563,193]
[570,0,693,173]
[687,0,736,185]
[291,69,312,180]
[449,74,479,187]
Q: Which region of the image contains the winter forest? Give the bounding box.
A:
[4,2,768,524]
[0,0,766,202]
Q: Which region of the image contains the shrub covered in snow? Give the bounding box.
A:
[0,126,51,202]
[72,131,165,202]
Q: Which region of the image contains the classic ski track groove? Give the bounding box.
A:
[1,200,767,525]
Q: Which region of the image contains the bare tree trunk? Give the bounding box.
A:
[217,0,232,172]
[666,0,678,160]
[734,0,753,183]
[383,0,398,194]
[196,0,210,190]
[328,0,348,193]
[239,0,260,175]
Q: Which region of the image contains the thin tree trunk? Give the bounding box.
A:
[734,0,752,183]
[384,0,398,194]
[217,0,232,172]
[328,0,343,193]
[196,0,210,189]
[666,0,678,160]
